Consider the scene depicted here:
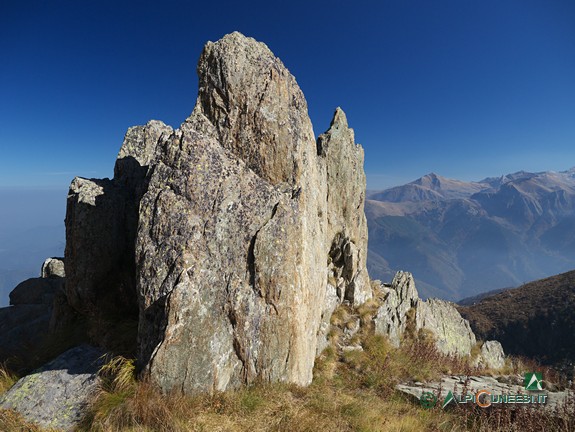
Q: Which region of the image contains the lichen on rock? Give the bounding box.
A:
[374,271,478,356]
[0,345,104,431]
[61,32,372,394]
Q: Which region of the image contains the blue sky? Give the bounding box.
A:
[1,0,574,192]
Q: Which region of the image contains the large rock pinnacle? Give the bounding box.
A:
[64,32,371,394]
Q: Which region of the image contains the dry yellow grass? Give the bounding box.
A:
[70,334,483,432]
[3,303,574,431]
[0,409,53,432]
[3,337,573,431]
[0,363,17,396]
[79,378,460,432]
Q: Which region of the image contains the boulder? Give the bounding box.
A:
[415,298,476,356]
[476,340,506,369]
[9,277,62,306]
[0,345,105,431]
[0,305,52,363]
[1,265,70,367]
[373,271,418,346]
[397,374,568,412]
[136,32,370,393]
[41,257,65,278]
[374,271,476,356]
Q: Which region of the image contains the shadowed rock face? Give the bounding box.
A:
[63,32,371,394]
[65,121,172,319]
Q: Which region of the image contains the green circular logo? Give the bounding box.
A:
[420,391,437,409]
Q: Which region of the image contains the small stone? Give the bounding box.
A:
[341,345,363,352]
[41,257,65,278]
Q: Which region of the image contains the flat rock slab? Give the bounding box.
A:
[397,375,571,412]
[0,345,105,431]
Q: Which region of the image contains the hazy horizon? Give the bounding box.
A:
[1,162,574,306]
[0,188,66,307]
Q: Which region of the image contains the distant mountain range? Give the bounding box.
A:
[366,168,575,300]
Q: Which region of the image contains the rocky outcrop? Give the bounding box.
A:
[474,340,506,369]
[0,345,104,431]
[65,121,172,320]
[9,277,62,306]
[397,375,569,412]
[315,109,371,352]
[8,258,64,307]
[136,33,372,393]
[60,32,370,394]
[0,304,52,365]
[0,258,65,364]
[41,257,65,278]
[374,271,479,357]
[0,257,85,372]
[373,271,418,346]
[319,108,371,306]
[416,298,476,356]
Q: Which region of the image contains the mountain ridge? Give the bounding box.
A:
[367,167,575,300]
[457,269,575,368]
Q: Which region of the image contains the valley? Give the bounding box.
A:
[367,169,575,300]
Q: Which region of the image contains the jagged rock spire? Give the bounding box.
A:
[64,32,371,394]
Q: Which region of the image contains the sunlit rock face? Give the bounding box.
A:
[64,32,371,394]
[136,32,371,393]
[374,271,478,357]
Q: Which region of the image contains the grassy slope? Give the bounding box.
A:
[458,270,575,367]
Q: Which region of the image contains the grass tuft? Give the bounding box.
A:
[0,363,17,396]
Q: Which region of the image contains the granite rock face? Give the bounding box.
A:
[315,109,371,351]
[416,298,476,356]
[136,33,371,393]
[475,340,506,369]
[62,32,371,394]
[319,108,371,306]
[374,271,477,356]
[373,271,419,347]
[0,345,104,431]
